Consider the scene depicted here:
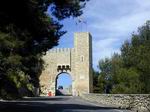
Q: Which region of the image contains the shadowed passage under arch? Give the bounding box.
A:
[55,73,72,96]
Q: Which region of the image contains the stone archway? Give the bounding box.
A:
[55,72,73,96]
[39,32,93,96]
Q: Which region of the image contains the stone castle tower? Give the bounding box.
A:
[39,32,93,96]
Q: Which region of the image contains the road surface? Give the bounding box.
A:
[0,96,131,112]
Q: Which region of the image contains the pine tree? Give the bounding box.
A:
[0,0,89,99]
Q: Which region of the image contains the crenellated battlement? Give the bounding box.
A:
[48,48,75,53]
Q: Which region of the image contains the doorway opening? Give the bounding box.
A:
[55,73,72,96]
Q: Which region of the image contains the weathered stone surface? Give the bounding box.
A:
[81,94,150,112]
[39,32,93,96]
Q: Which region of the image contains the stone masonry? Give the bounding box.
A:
[81,94,150,112]
[39,32,93,96]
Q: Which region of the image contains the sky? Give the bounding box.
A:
[51,0,150,86]
[57,73,72,89]
[55,0,150,70]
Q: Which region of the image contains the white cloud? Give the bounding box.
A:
[59,0,150,70]
[91,10,150,38]
[81,0,150,70]
[92,37,121,70]
[93,38,119,51]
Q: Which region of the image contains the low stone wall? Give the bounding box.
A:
[81,94,150,112]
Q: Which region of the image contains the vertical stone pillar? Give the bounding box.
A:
[74,32,93,95]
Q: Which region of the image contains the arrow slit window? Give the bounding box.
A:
[81,56,84,62]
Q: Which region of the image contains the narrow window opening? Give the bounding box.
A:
[81,56,84,62]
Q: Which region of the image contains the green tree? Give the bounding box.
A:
[0,0,89,99]
[98,58,113,93]
[92,69,100,93]
[121,21,150,93]
[96,21,150,94]
[97,72,106,93]
[111,68,142,94]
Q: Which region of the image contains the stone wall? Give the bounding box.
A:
[39,32,93,96]
[81,94,150,112]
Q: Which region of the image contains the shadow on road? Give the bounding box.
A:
[20,96,70,101]
[0,97,123,112]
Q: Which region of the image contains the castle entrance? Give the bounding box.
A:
[39,32,93,96]
[55,73,72,96]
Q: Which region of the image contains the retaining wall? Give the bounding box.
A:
[81,94,150,112]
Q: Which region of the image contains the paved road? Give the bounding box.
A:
[0,96,131,112]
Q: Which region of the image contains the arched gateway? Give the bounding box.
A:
[39,32,93,96]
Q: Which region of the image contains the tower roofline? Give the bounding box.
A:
[74,32,91,34]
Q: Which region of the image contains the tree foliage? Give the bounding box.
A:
[0,0,89,99]
[94,21,150,94]
[93,70,101,93]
